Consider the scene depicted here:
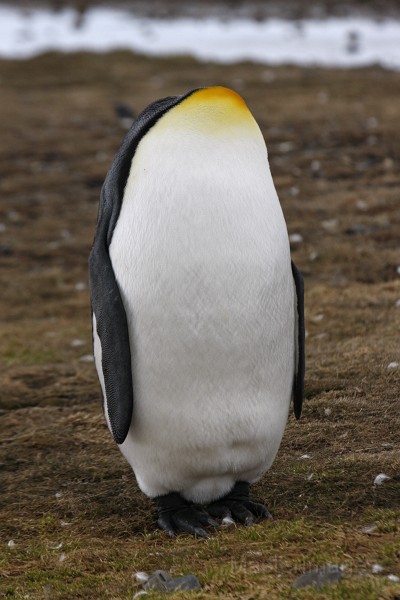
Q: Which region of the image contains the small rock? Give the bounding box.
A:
[134,572,149,583]
[299,454,311,460]
[292,564,344,589]
[79,354,95,363]
[361,524,377,534]
[70,339,85,347]
[7,540,15,548]
[345,224,371,235]
[167,575,201,592]
[221,516,235,527]
[59,553,66,562]
[311,314,324,323]
[321,219,339,232]
[50,542,63,550]
[289,233,303,244]
[55,492,63,499]
[388,362,399,369]
[310,160,321,175]
[144,570,201,593]
[388,574,400,583]
[356,199,368,210]
[374,473,391,486]
[75,281,86,291]
[324,408,332,416]
[144,571,172,593]
[372,563,383,574]
[278,141,295,153]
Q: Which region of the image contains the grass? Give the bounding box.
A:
[0,49,399,599]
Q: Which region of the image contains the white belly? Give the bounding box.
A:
[104,128,295,503]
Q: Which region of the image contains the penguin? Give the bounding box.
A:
[89,86,305,538]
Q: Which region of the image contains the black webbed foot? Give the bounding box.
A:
[156,492,218,538]
[206,481,272,526]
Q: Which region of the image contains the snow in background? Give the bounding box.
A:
[1,5,399,69]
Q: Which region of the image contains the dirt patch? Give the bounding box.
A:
[0,52,399,598]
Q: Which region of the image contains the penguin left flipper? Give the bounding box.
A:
[89,231,133,445]
[89,91,200,445]
[291,261,305,419]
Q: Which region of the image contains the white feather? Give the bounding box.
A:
[97,90,295,503]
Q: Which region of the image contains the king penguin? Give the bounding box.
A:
[89,86,305,537]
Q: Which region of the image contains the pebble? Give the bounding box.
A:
[356,199,368,210]
[388,362,399,369]
[321,219,339,232]
[289,233,303,244]
[134,572,149,583]
[299,454,311,460]
[278,141,295,153]
[8,540,15,548]
[361,524,377,534]
[345,224,371,235]
[292,564,344,589]
[75,282,86,291]
[70,339,85,347]
[374,473,391,486]
[372,563,383,574]
[311,314,324,323]
[79,354,95,363]
[144,570,201,593]
[387,574,400,582]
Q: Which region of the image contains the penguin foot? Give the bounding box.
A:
[206,481,272,526]
[155,492,218,538]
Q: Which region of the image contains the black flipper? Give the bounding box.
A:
[89,89,199,444]
[291,261,305,419]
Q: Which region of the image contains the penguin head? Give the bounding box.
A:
[159,86,260,137]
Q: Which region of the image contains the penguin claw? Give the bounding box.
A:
[206,481,272,526]
[155,492,217,538]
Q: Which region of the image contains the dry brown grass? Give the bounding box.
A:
[0,52,399,599]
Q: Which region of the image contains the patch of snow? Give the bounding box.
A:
[0,7,400,70]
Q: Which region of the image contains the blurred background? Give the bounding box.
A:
[1,1,399,598]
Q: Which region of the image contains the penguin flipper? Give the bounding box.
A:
[89,91,202,445]
[89,236,133,445]
[291,261,305,419]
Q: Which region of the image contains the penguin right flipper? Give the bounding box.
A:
[291,261,305,419]
[89,91,201,445]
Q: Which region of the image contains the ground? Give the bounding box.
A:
[0,51,399,599]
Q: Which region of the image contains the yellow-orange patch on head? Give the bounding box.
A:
[160,86,260,137]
